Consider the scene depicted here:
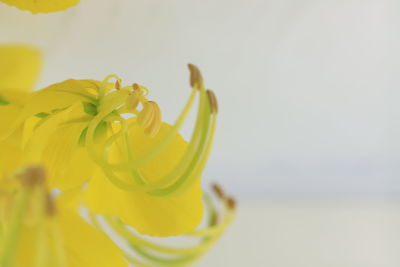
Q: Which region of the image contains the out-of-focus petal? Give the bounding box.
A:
[0,0,80,13]
[57,209,128,267]
[22,104,95,189]
[85,169,203,237]
[0,45,41,92]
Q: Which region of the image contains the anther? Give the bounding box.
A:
[132,83,141,92]
[138,102,154,129]
[45,193,57,217]
[226,197,236,210]
[18,166,46,188]
[115,80,121,90]
[212,183,225,199]
[187,63,204,89]
[145,102,162,138]
[206,90,218,114]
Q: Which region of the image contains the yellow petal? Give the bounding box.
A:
[0,91,29,177]
[86,169,204,237]
[85,122,204,237]
[57,209,128,267]
[20,79,99,119]
[0,45,41,92]
[0,0,80,13]
[23,104,95,189]
[43,123,95,189]
[0,79,99,142]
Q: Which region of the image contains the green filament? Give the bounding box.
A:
[0,188,31,267]
[93,191,235,267]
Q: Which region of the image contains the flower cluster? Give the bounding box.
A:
[0,45,236,266]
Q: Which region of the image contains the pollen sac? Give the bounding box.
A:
[132,83,141,92]
[137,102,154,129]
[138,101,162,138]
[206,90,218,114]
[212,183,225,199]
[144,102,162,138]
[226,197,236,210]
[115,79,122,90]
[18,166,46,188]
[188,63,204,89]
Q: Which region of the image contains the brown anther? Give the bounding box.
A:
[115,80,121,90]
[212,183,225,199]
[45,193,57,217]
[18,166,46,188]
[132,83,141,92]
[187,63,204,89]
[206,90,218,114]
[226,197,237,210]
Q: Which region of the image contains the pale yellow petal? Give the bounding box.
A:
[86,169,204,237]
[57,209,128,267]
[0,91,29,177]
[22,104,95,189]
[0,0,80,13]
[0,45,41,92]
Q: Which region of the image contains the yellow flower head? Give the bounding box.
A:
[0,0,80,13]
[3,62,219,236]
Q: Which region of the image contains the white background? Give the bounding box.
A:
[1,0,400,266]
[1,0,400,198]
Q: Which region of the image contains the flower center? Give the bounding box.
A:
[84,64,219,197]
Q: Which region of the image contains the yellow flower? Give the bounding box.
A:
[2,60,219,236]
[0,45,235,266]
[0,45,41,177]
[0,166,128,267]
[0,0,80,13]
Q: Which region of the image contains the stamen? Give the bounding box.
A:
[188,64,204,89]
[102,88,198,172]
[90,187,235,267]
[149,88,214,196]
[226,197,236,210]
[115,79,121,90]
[87,66,217,196]
[99,74,121,98]
[212,183,225,199]
[0,168,43,266]
[132,83,141,92]
[137,102,154,129]
[51,221,68,267]
[206,90,218,114]
[18,166,46,188]
[133,83,149,97]
[144,101,162,138]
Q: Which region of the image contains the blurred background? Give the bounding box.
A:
[1,0,400,266]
